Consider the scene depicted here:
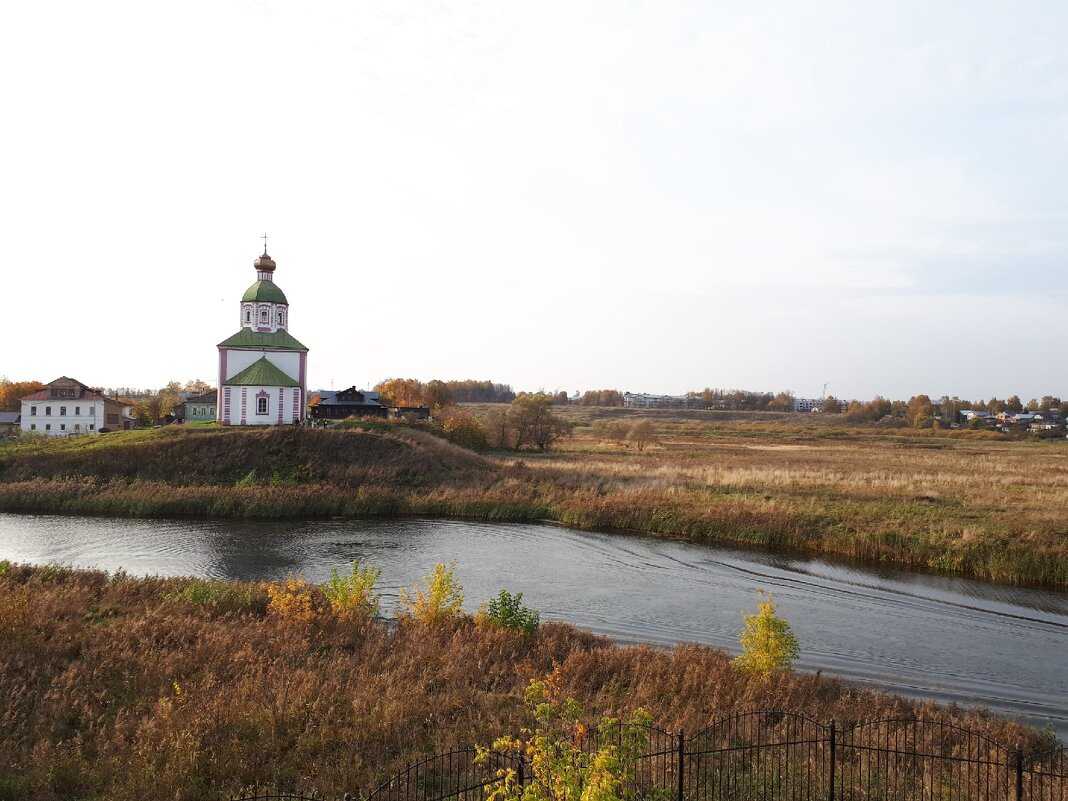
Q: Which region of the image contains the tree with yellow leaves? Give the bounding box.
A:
[398,561,465,624]
[733,591,800,675]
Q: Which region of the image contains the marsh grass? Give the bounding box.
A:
[0,565,1048,800]
[0,420,1065,587]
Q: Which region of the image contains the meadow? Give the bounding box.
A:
[0,563,1050,801]
[0,410,1065,588]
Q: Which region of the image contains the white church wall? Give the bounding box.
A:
[220,385,300,426]
[224,349,301,382]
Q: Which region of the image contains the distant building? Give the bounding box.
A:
[623,392,696,409]
[310,387,387,419]
[176,391,218,423]
[20,376,134,436]
[0,412,20,437]
[217,247,308,425]
[793,398,821,412]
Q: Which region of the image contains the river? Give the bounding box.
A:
[1,513,1065,738]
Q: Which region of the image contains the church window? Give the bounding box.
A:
[261,309,269,323]
[245,309,251,323]
[257,396,269,415]
[279,311,285,326]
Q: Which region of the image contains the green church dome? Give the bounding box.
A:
[241,280,289,304]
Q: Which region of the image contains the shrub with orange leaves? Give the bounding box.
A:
[265,575,320,623]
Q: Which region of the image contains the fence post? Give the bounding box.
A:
[828,721,836,801]
[517,750,525,791]
[677,731,685,801]
[1015,745,1023,801]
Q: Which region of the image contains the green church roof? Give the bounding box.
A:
[217,328,309,351]
[224,357,300,388]
[241,280,289,304]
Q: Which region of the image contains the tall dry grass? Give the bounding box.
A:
[0,423,1066,587]
[0,565,1048,801]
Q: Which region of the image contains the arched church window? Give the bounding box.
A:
[244,308,251,323]
[279,311,285,326]
[260,309,269,323]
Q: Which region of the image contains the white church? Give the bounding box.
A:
[216,247,308,425]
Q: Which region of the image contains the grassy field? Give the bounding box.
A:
[0,411,1066,588]
[0,563,1049,801]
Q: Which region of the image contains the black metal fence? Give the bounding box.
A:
[364,712,1066,801]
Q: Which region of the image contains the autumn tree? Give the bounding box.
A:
[820,395,842,414]
[767,391,795,412]
[508,394,571,450]
[580,389,624,407]
[906,394,935,428]
[1005,395,1023,413]
[733,592,800,675]
[182,379,214,395]
[374,378,425,407]
[432,404,488,450]
[131,383,182,425]
[628,420,657,452]
[0,378,45,412]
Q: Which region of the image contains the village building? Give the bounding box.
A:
[217,247,308,425]
[19,377,134,436]
[309,387,387,419]
[0,412,21,437]
[174,391,218,423]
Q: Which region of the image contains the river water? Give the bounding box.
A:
[1,513,1065,738]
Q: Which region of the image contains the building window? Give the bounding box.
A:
[30,424,36,431]
[46,406,52,415]
[260,309,269,323]
[245,309,251,323]
[30,406,36,416]
[75,406,80,415]
[45,424,51,431]
[279,312,285,326]
[74,424,80,431]
[60,406,66,416]
[89,424,94,431]
[257,396,269,415]
[60,424,66,431]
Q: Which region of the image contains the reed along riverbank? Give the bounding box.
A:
[0,563,1053,800]
[0,423,1065,589]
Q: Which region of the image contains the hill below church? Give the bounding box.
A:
[0,426,502,518]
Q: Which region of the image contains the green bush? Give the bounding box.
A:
[477,589,539,635]
[166,579,268,615]
[321,560,381,616]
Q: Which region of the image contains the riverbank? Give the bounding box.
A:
[0,563,1051,800]
[0,421,1065,589]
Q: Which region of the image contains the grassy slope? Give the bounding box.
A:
[0,418,1066,588]
[0,564,1048,801]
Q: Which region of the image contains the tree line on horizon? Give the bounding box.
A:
[4,376,1066,430]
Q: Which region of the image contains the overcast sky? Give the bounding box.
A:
[2,1,1066,401]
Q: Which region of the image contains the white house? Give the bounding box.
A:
[20,377,134,436]
[217,247,308,425]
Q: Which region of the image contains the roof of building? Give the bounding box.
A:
[316,388,383,407]
[183,391,218,405]
[223,357,300,388]
[217,328,308,351]
[241,279,289,305]
[0,412,20,424]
